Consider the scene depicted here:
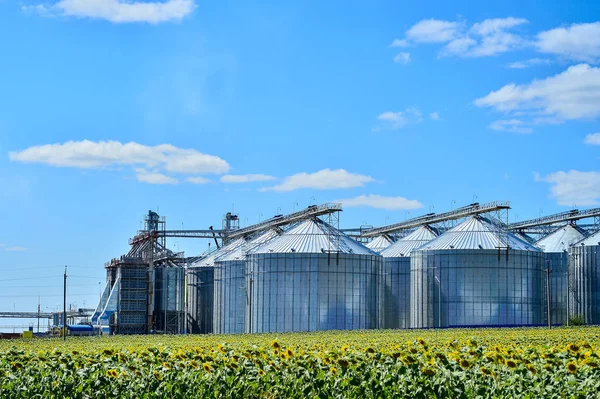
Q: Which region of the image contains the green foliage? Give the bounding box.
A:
[569,314,585,326]
[1,327,600,398]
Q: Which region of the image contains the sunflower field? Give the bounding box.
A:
[1,327,600,398]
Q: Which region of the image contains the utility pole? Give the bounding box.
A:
[63,265,67,340]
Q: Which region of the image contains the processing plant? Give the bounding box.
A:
[92,201,600,334]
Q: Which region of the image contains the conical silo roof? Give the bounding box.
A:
[217,229,281,261]
[380,225,438,257]
[514,232,536,244]
[250,218,376,255]
[574,229,600,247]
[535,224,587,252]
[191,237,247,267]
[366,235,394,252]
[418,216,539,251]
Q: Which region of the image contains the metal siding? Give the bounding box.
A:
[569,244,600,324]
[545,252,568,325]
[536,225,586,252]
[246,253,381,333]
[186,267,214,334]
[366,235,394,253]
[420,217,539,251]
[381,257,410,329]
[251,219,376,255]
[380,226,439,258]
[410,249,545,328]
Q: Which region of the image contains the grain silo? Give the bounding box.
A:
[411,216,545,328]
[187,238,246,334]
[213,229,281,334]
[246,217,381,333]
[568,230,600,324]
[366,235,394,253]
[379,225,438,329]
[535,224,586,325]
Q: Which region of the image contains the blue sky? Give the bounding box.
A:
[1,0,600,330]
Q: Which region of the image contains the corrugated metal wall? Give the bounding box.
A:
[246,253,381,333]
[410,249,545,328]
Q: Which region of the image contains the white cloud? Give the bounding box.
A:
[336,194,423,211]
[394,17,528,59]
[475,64,600,122]
[536,22,600,63]
[390,38,409,47]
[136,170,179,185]
[405,19,461,43]
[470,17,528,36]
[220,174,276,183]
[507,57,552,69]
[262,169,375,192]
[536,170,600,206]
[442,17,529,57]
[5,246,27,252]
[10,140,229,183]
[393,52,411,64]
[374,108,422,130]
[429,112,439,120]
[27,0,195,23]
[186,176,211,184]
[584,133,600,145]
[488,119,533,134]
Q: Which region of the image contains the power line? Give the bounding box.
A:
[0,294,93,298]
[0,275,101,282]
[0,283,101,289]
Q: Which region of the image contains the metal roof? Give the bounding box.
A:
[514,232,536,245]
[418,216,540,251]
[535,224,587,252]
[365,235,394,252]
[217,229,281,261]
[380,225,438,257]
[574,228,600,247]
[190,237,247,267]
[250,218,376,255]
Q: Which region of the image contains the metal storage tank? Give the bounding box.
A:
[366,235,394,253]
[187,238,246,334]
[379,225,438,329]
[411,216,545,328]
[535,224,586,325]
[155,266,185,333]
[514,232,536,245]
[568,230,600,324]
[213,229,281,334]
[246,218,382,333]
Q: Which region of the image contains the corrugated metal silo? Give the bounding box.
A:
[568,230,600,324]
[187,238,246,334]
[411,216,545,328]
[366,235,394,253]
[213,229,281,334]
[246,218,382,333]
[379,225,438,329]
[155,266,185,333]
[535,224,586,325]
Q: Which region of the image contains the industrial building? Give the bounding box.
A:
[89,201,600,335]
[568,230,600,325]
[535,224,587,325]
[380,225,438,329]
[246,218,381,333]
[410,216,545,328]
